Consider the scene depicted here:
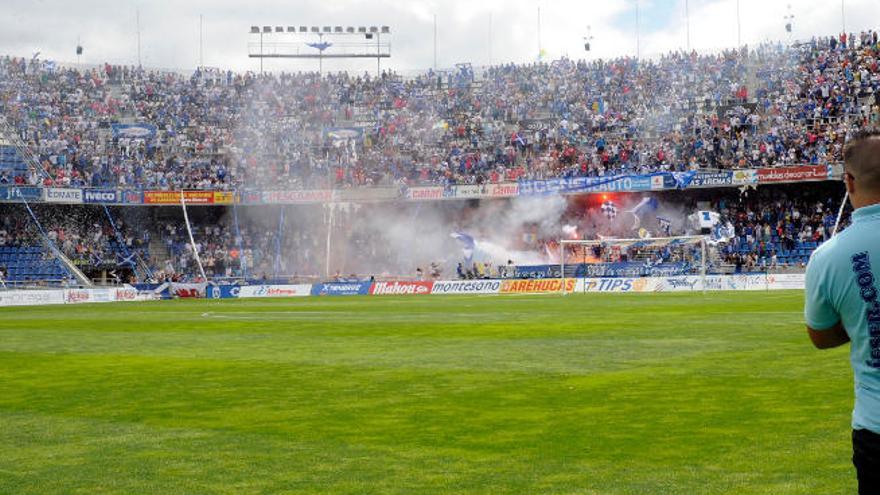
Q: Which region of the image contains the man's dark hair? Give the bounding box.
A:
[844,128,880,189]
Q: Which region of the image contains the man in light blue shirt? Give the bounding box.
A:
[805,130,880,493]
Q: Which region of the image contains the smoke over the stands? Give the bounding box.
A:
[217,192,696,280]
[218,76,707,279]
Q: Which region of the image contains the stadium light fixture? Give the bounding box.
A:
[247,21,392,76]
[583,25,594,52]
[784,4,794,36]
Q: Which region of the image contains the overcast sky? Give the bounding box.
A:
[3,0,877,74]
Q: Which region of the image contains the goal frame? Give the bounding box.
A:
[559,235,708,295]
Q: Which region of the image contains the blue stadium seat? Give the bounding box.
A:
[0,246,70,285]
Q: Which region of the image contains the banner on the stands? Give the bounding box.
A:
[143,191,214,204]
[311,282,372,296]
[4,186,43,201]
[452,184,488,199]
[518,175,652,196]
[111,123,157,140]
[143,191,179,204]
[83,189,120,203]
[731,169,758,185]
[238,284,311,298]
[691,171,733,187]
[263,190,334,204]
[757,165,830,183]
[44,188,83,204]
[431,280,501,294]
[650,174,666,190]
[405,186,447,200]
[122,190,143,204]
[370,281,434,295]
[488,183,519,197]
[240,190,262,204]
[500,278,576,293]
[212,191,235,205]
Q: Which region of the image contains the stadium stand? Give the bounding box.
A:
[0,30,877,190]
[0,28,874,285]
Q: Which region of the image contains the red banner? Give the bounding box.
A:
[405,187,445,200]
[756,165,829,183]
[370,281,434,295]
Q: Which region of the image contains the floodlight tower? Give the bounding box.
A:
[583,25,594,54]
[784,4,795,44]
[248,24,391,76]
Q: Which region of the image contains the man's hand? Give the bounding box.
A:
[807,321,850,349]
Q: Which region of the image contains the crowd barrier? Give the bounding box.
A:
[0,274,805,307]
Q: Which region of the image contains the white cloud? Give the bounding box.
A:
[0,0,876,73]
[640,0,878,57]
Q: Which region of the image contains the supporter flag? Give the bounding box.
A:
[601,200,618,220]
[657,216,672,236]
[629,197,658,217]
[672,171,697,189]
[628,197,658,229]
[450,232,475,262]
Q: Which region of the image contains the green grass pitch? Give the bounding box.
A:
[0,291,856,494]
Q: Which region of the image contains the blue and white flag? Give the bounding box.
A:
[629,197,658,217]
[657,216,672,235]
[601,200,618,220]
[672,171,697,189]
[628,197,659,229]
[450,232,475,262]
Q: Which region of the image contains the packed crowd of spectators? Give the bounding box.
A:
[0,29,878,190]
[711,185,843,271]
